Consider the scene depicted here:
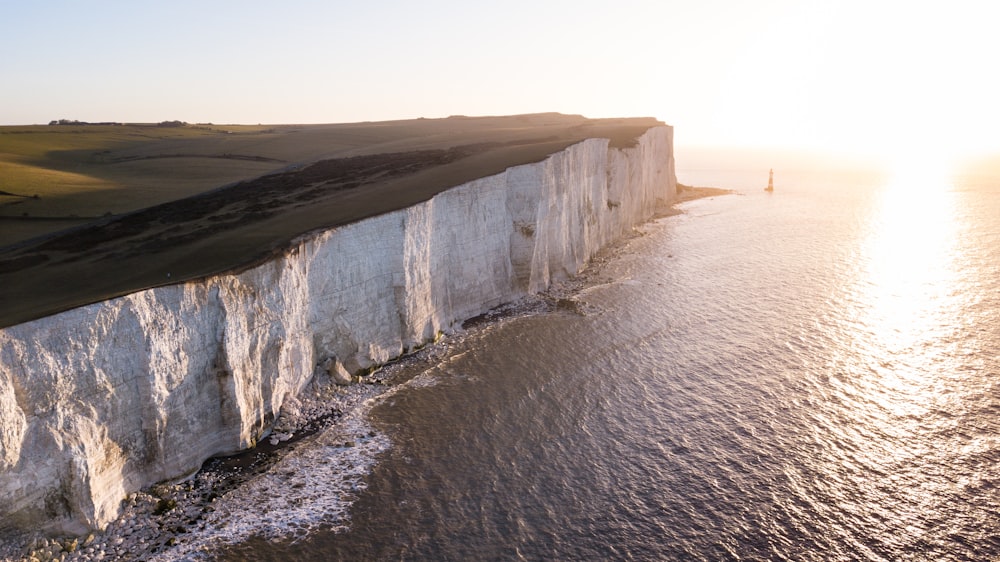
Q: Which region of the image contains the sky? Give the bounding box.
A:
[2,0,999,166]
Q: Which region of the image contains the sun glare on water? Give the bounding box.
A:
[848,147,965,415]
[864,150,960,343]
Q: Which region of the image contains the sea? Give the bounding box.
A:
[200,164,999,561]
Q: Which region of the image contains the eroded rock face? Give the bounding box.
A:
[0,126,675,534]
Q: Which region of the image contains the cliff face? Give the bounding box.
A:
[0,126,675,534]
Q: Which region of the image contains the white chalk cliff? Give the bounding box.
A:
[0,127,676,534]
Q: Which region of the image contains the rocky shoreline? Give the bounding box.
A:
[5,374,385,561]
[8,372,390,560]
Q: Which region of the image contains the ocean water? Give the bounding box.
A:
[211,167,1000,561]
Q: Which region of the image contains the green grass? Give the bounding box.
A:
[0,116,663,247]
[0,124,294,243]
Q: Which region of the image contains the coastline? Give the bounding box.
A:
[4,185,730,562]
[673,183,735,204]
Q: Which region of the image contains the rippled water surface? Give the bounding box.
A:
[218,170,1000,560]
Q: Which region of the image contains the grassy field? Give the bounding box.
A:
[0,114,665,327]
[0,123,331,244]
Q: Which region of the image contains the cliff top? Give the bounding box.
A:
[0,113,664,328]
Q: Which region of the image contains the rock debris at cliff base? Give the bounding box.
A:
[7,369,392,562]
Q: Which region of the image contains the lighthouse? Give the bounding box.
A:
[765,168,774,192]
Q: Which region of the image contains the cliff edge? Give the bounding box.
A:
[0,125,676,534]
